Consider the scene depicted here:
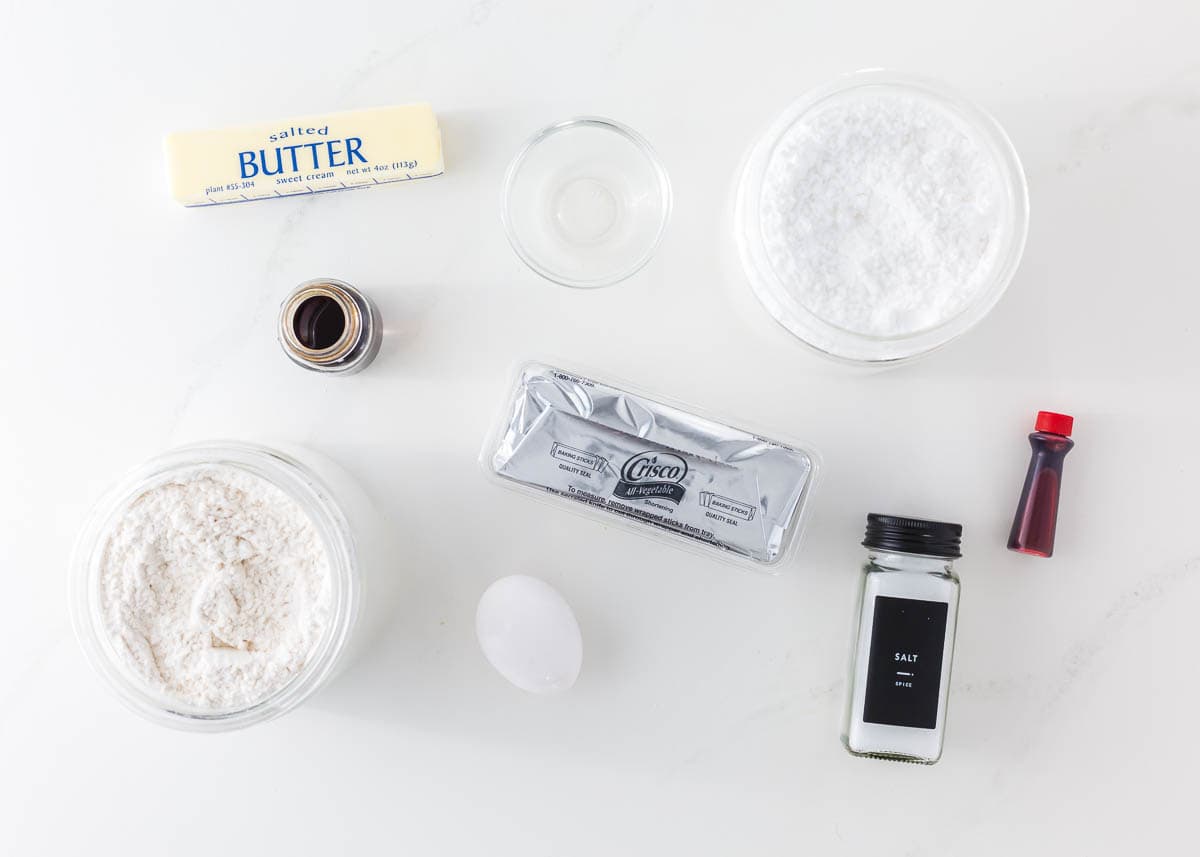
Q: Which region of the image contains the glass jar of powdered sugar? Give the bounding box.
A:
[69,442,361,731]
[736,70,1029,363]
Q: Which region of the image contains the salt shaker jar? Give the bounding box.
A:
[843,514,962,764]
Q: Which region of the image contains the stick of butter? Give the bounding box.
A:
[165,104,443,207]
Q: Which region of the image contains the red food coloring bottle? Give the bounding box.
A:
[1008,411,1074,558]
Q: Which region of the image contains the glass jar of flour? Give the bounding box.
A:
[843,514,963,763]
[69,442,365,731]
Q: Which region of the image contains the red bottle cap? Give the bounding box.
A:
[1035,411,1074,436]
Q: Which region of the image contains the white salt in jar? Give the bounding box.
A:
[69,442,361,731]
[736,70,1029,363]
[843,515,963,764]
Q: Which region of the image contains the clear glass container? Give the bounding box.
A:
[501,117,672,288]
[736,70,1030,363]
[843,515,962,763]
[68,441,361,731]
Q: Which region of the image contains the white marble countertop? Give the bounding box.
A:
[3,1,1198,853]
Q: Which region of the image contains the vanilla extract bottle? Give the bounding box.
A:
[843,514,962,764]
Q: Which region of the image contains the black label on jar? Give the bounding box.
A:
[863,595,948,729]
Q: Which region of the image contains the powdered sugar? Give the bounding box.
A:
[98,464,332,709]
[759,91,1006,337]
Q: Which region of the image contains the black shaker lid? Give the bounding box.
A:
[863,514,963,559]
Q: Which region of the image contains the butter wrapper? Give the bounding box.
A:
[483,363,820,568]
[165,104,443,207]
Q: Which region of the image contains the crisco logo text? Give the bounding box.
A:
[620,452,688,484]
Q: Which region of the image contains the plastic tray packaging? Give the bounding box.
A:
[482,363,820,569]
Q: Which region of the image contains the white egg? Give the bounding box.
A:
[475,575,583,694]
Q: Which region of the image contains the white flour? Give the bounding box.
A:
[98,465,332,709]
[760,91,1006,336]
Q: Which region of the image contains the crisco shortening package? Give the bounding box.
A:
[482,363,820,569]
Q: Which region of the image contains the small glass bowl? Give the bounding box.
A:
[736,70,1030,363]
[68,441,360,731]
[501,117,672,288]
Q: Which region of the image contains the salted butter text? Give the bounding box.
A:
[238,137,367,179]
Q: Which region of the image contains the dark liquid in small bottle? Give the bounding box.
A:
[1008,430,1074,558]
[293,295,346,350]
